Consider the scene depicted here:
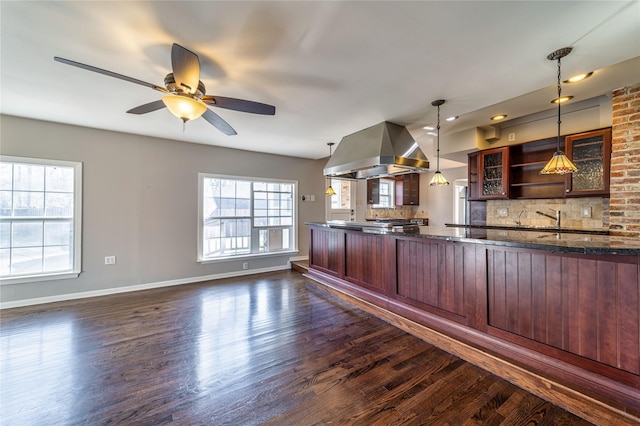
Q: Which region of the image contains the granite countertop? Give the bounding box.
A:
[444,223,610,235]
[306,222,640,255]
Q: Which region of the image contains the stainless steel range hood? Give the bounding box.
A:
[323,121,429,179]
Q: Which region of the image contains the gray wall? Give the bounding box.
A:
[419,167,469,227]
[0,115,326,305]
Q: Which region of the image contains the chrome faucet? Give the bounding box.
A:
[536,209,561,228]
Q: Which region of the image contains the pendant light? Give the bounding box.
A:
[325,143,336,196]
[429,99,449,186]
[540,47,578,175]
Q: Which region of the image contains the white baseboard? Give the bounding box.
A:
[289,255,309,262]
[0,265,290,309]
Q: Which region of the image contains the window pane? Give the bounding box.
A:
[203,196,217,218]
[204,178,219,198]
[0,164,13,191]
[12,221,43,247]
[44,246,71,272]
[219,198,236,217]
[13,191,44,216]
[11,247,43,275]
[254,199,267,210]
[0,191,12,216]
[236,198,251,216]
[236,181,251,198]
[0,222,10,248]
[220,180,236,198]
[45,193,73,217]
[45,166,74,192]
[44,221,72,246]
[14,164,45,191]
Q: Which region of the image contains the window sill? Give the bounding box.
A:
[0,271,81,285]
[198,249,298,265]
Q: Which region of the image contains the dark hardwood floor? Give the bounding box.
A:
[0,270,593,425]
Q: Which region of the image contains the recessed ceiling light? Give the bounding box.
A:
[551,96,573,104]
[491,114,507,121]
[423,125,435,131]
[564,72,593,83]
[427,132,437,136]
[445,116,458,122]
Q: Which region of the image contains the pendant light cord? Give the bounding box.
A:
[436,104,441,172]
[556,56,562,153]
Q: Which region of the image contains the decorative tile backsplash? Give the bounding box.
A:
[487,198,608,229]
[365,205,426,220]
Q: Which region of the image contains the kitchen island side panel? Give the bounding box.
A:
[486,246,640,376]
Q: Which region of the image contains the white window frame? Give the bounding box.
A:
[372,178,395,208]
[198,173,297,263]
[0,156,82,285]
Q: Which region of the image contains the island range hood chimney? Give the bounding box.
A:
[323,121,429,179]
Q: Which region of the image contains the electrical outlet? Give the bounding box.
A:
[508,133,516,142]
[582,206,592,218]
[242,262,249,270]
[105,256,116,265]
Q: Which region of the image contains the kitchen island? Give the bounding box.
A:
[305,222,640,425]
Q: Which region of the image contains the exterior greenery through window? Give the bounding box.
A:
[0,156,82,282]
[199,174,296,260]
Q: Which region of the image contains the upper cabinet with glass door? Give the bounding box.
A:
[479,147,509,199]
[564,128,612,197]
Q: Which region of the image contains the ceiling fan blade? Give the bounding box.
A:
[202,96,276,115]
[54,57,167,93]
[202,109,237,136]
[126,100,166,115]
[171,44,200,95]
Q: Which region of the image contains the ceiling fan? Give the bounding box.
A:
[54,43,276,135]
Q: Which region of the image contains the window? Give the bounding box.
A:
[198,174,296,261]
[0,156,82,283]
[373,179,395,208]
[330,179,351,209]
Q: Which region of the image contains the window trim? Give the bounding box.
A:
[197,173,297,262]
[0,155,82,285]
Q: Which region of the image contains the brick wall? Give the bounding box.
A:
[609,83,640,237]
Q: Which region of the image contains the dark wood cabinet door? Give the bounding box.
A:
[565,128,612,197]
[366,179,380,204]
[479,147,509,199]
[468,152,480,201]
[395,173,420,205]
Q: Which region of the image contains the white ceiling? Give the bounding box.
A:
[1,1,639,167]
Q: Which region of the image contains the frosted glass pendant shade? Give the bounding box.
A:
[162,95,207,122]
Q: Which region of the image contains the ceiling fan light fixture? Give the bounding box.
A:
[162,94,207,122]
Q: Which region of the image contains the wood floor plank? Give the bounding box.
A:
[0,270,593,425]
